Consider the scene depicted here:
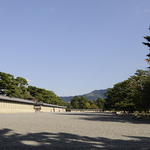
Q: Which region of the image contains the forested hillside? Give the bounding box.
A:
[60,89,107,103]
[83,89,107,100]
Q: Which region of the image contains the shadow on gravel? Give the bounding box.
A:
[57,113,150,124]
[0,128,150,150]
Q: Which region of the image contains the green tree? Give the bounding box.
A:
[0,71,65,105]
[104,69,150,112]
[104,86,122,110]
[141,77,150,111]
[141,27,150,111]
[0,72,15,95]
[84,102,91,109]
[0,72,29,99]
[27,86,64,105]
[143,27,150,70]
[91,104,98,109]
[129,70,149,111]
[78,96,88,109]
[104,79,135,112]
[65,102,71,111]
[96,97,105,109]
[88,100,93,106]
[70,96,79,109]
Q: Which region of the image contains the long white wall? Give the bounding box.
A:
[40,106,66,113]
[0,100,35,113]
[0,96,66,113]
[70,109,102,112]
[40,106,53,112]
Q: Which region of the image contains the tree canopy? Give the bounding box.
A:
[0,71,65,106]
[27,86,64,105]
[0,72,29,99]
[104,27,150,112]
[104,69,150,112]
[143,27,150,69]
[70,96,105,109]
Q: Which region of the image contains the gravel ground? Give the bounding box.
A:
[0,112,150,150]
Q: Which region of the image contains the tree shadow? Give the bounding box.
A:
[57,112,150,124]
[0,128,150,150]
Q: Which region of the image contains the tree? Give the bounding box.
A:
[84,102,91,109]
[129,70,149,111]
[78,96,88,109]
[0,71,65,105]
[91,104,98,109]
[96,97,105,109]
[27,86,64,105]
[70,96,95,109]
[142,28,150,110]
[104,79,135,112]
[104,69,150,112]
[65,102,71,111]
[143,27,150,70]
[0,72,29,99]
[141,78,150,111]
[70,96,79,109]
[88,100,93,106]
[0,72,15,95]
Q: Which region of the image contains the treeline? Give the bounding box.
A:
[68,96,105,109]
[104,27,150,112]
[0,72,65,106]
[104,70,150,112]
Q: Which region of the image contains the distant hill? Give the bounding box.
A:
[59,89,107,103]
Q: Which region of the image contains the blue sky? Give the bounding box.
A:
[0,0,150,96]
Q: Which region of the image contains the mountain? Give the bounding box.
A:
[59,89,107,103]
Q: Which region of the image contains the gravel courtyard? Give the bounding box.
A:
[0,112,150,150]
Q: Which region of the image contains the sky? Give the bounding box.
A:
[0,0,150,96]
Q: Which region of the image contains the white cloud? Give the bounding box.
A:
[135,8,150,14]
[144,9,150,13]
[26,79,32,83]
[61,93,68,96]
[136,63,142,66]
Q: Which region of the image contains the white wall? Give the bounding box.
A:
[41,106,66,112]
[40,106,53,112]
[0,100,35,113]
[0,99,66,113]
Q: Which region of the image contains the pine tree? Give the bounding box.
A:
[143,27,150,70]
